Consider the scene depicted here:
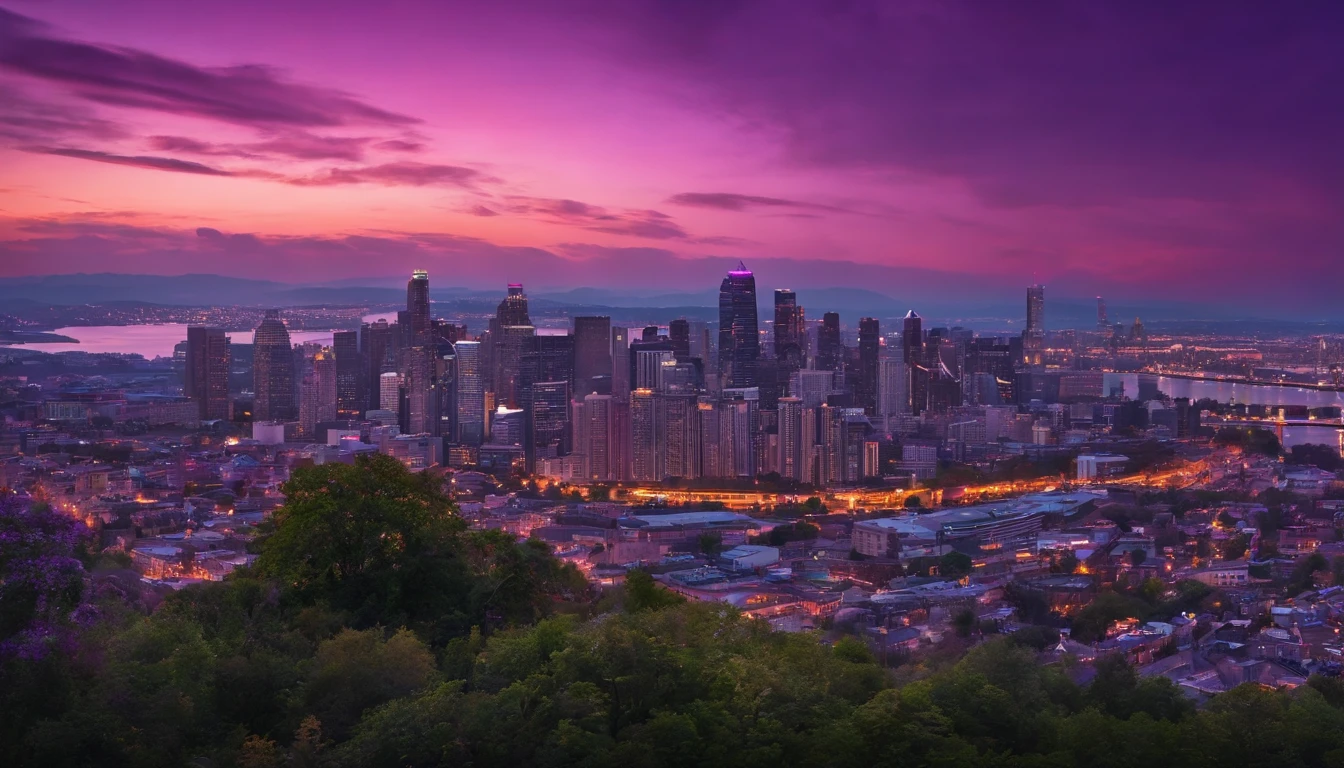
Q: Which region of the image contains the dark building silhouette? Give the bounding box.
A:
[333,330,362,418]
[773,289,805,384]
[717,262,760,388]
[669,318,691,361]
[185,327,230,420]
[252,310,295,421]
[856,317,880,416]
[407,269,431,346]
[573,316,612,397]
[816,311,843,372]
[361,319,401,413]
[489,283,535,408]
[902,310,928,415]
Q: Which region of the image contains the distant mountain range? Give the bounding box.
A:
[3,273,1339,333]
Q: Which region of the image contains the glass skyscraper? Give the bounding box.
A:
[717,262,759,389]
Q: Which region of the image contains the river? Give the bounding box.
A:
[1103,373,1344,409]
[3,312,398,360]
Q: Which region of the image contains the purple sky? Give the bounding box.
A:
[1,1,1341,311]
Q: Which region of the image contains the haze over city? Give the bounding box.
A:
[2,1,1342,316]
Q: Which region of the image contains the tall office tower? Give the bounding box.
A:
[1096,297,1109,334]
[697,400,724,478]
[610,327,631,400]
[816,312,843,371]
[298,372,320,438]
[635,349,675,390]
[312,349,338,424]
[521,333,575,392]
[641,326,660,343]
[1024,283,1046,364]
[817,405,842,486]
[777,396,803,480]
[453,340,485,445]
[185,327,230,420]
[526,380,571,471]
[489,284,535,408]
[657,394,700,480]
[361,319,401,412]
[773,289,805,377]
[856,317,880,416]
[877,358,910,427]
[332,330,362,417]
[404,346,436,434]
[583,393,614,481]
[669,319,691,360]
[407,269,431,345]
[379,371,402,412]
[573,316,612,397]
[791,368,834,409]
[721,387,760,478]
[902,310,928,415]
[433,347,456,439]
[717,262,760,388]
[798,406,818,484]
[252,310,295,421]
[630,388,658,481]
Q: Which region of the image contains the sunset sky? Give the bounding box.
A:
[1,1,1341,311]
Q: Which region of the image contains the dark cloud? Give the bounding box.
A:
[0,84,126,142]
[0,7,418,129]
[467,205,500,217]
[502,196,688,240]
[375,139,426,153]
[287,162,493,188]
[149,132,372,162]
[25,146,234,176]
[668,192,818,212]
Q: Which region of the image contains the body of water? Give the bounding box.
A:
[1103,373,1344,410]
[6,312,397,360]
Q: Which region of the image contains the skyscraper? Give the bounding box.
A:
[669,318,691,361]
[1096,296,1109,334]
[185,327,230,420]
[361,318,401,412]
[333,330,362,418]
[583,393,615,481]
[453,340,485,445]
[877,358,910,426]
[252,310,295,421]
[902,310,927,416]
[774,289,805,388]
[407,269,431,346]
[573,316,612,397]
[526,380,571,471]
[490,284,535,408]
[630,388,657,481]
[611,327,631,400]
[717,262,760,388]
[777,396,803,480]
[816,312,843,372]
[1024,284,1045,364]
[856,317,880,416]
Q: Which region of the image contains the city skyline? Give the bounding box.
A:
[2,1,1343,315]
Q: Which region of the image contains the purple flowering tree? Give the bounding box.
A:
[0,492,93,661]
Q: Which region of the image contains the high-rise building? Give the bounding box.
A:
[816,312,843,372]
[333,330,362,417]
[312,349,338,423]
[573,316,612,397]
[877,358,910,425]
[252,310,295,421]
[902,310,927,415]
[635,349,675,390]
[453,340,485,445]
[404,346,436,434]
[526,380,571,471]
[777,396,803,480]
[1096,296,1109,334]
[361,318,401,413]
[583,393,615,481]
[407,269,431,346]
[669,318,691,361]
[611,327,631,400]
[856,317,880,416]
[185,327,230,420]
[773,290,805,377]
[489,284,535,408]
[1024,284,1045,364]
[658,393,700,480]
[721,387,760,478]
[630,388,658,481]
[379,371,402,412]
[717,262,760,388]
